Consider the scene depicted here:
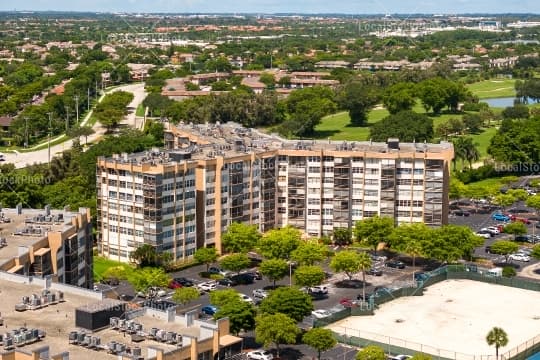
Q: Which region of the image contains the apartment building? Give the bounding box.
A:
[96,152,198,262]
[0,206,93,289]
[98,122,453,260]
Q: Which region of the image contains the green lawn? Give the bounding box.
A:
[136,104,146,117]
[467,79,516,99]
[469,127,497,158]
[93,256,134,281]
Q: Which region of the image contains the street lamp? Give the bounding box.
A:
[46,112,53,165]
[23,117,29,148]
[288,261,293,287]
[74,95,79,124]
[64,106,70,132]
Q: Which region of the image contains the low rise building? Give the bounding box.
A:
[0,206,93,289]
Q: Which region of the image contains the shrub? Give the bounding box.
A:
[502,266,516,278]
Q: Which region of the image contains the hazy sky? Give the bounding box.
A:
[1,0,539,14]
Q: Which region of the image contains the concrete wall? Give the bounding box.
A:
[49,282,104,300]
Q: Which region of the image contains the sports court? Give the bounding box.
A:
[328,279,540,357]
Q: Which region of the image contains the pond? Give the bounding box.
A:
[482,97,536,108]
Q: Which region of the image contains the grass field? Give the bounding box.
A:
[470,127,497,158]
[93,256,134,281]
[466,79,516,99]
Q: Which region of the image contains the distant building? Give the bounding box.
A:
[0,207,93,289]
[127,63,155,82]
[315,60,351,69]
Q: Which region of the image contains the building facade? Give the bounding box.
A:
[97,123,453,262]
[0,207,93,289]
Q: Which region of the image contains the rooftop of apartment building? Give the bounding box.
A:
[101,122,454,169]
[0,207,85,270]
[0,275,236,360]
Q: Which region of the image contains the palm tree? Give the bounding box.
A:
[452,137,467,171]
[486,327,509,359]
[462,137,481,169]
[357,252,372,304]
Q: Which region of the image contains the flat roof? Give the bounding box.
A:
[0,277,204,360]
[76,298,125,313]
[0,208,80,268]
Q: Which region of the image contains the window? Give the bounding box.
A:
[323,167,334,173]
[352,167,363,173]
[308,166,320,173]
[413,168,424,175]
[108,191,117,199]
[368,168,379,175]
[308,209,321,215]
[363,211,378,217]
[365,179,379,185]
[308,198,320,205]
[364,190,378,197]
[412,179,424,186]
[278,207,286,214]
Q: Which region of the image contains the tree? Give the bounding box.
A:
[490,240,519,263]
[215,300,256,335]
[526,194,540,214]
[259,259,289,288]
[127,267,170,293]
[255,313,300,358]
[142,93,171,117]
[258,226,302,260]
[463,113,483,134]
[502,266,517,278]
[492,194,516,211]
[532,244,540,260]
[129,244,165,267]
[68,126,95,144]
[259,287,313,322]
[503,222,527,241]
[259,73,275,88]
[486,327,509,359]
[425,225,484,263]
[369,111,434,143]
[501,105,529,120]
[220,253,251,274]
[194,247,218,271]
[336,81,380,126]
[209,289,241,307]
[354,216,395,251]
[355,345,386,360]
[507,189,528,202]
[222,222,261,253]
[382,82,417,115]
[290,241,326,265]
[302,328,337,360]
[389,223,429,282]
[330,250,362,280]
[357,252,372,302]
[294,265,325,288]
[172,287,200,306]
[333,228,352,246]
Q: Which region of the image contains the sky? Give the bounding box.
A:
[1,0,539,14]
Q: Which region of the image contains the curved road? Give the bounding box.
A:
[4,83,147,169]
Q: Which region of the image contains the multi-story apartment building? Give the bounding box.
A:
[97,122,453,261]
[96,152,198,263]
[0,206,93,289]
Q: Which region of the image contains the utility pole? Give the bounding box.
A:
[87,88,90,111]
[64,106,70,132]
[23,117,29,148]
[74,95,80,124]
[47,112,52,165]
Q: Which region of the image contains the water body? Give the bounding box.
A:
[482,97,537,108]
[527,352,540,360]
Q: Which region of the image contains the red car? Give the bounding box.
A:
[339,298,359,308]
[509,215,531,224]
[168,280,182,289]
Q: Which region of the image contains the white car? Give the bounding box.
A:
[509,253,531,262]
[311,309,332,319]
[239,294,254,304]
[475,232,491,239]
[252,289,269,299]
[389,355,412,360]
[247,349,274,360]
[157,289,168,297]
[197,281,217,292]
[310,285,329,294]
[483,227,500,235]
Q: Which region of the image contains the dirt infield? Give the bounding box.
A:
[329,279,540,357]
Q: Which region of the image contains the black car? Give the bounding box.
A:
[485,246,492,253]
[385,260,406,269]
[174,277,194,287]
[231,273,255,285]
[452,210,470,217]
[242,270,262,280]
[367,267,383,276]
[217,278,238,287]
[515,235,532,242]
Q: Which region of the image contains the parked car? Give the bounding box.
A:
[485,246,492,254]
[156,289,168,297]
[252,289,269,299]
[201,305,218,316]
[484,226,500,235]
[510,215,531,224]
[310,285,329,294]
[518,248,532,256]
[231,273,255,285]
[173,277,194,287]
[339,298,360,308]
[389,355,412,360]
[208,267,229,277]
[509,253,531,262]
[369,254,387,262]
[241,270,262,280]
[507,208,529,214]
[367,267,383,276]
[414,272,429,282]
[385,260,406,269]
[311,309,332,319]
[239,294,254,304]
[492,213,510,222]
[475,232,491,239]
[247,350,274,360]
[217,278,238,287]
[452,210,470,217]
[197,281,217,292]
[168,280,182,289]
[515,235,532,243]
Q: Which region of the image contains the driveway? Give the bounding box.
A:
[3,83,146,169]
